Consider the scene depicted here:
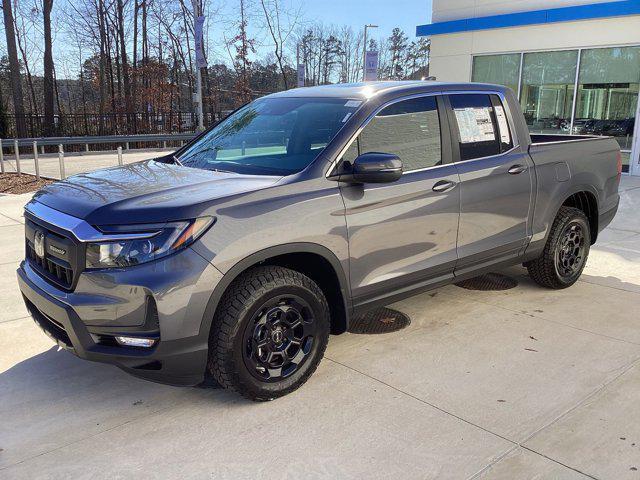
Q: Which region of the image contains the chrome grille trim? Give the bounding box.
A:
[24,201,159,243]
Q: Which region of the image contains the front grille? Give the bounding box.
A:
[26,243,74,287]
[25,218,78,290]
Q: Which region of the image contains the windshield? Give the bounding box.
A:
[177,97,362,176]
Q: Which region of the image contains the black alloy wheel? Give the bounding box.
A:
[555,222,587,280]
[242,295,316,382]
[207,266,330,401]
[526,206,591,289]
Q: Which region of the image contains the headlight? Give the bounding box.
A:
[85,217,213,269]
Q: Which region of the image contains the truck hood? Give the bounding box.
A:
[32,160,282,225]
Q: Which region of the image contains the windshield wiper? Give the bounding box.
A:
[175,145,240,174]
[209,166,236,174]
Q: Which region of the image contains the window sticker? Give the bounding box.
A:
[341,112,353,123]
[344,100,362,108]
[454,107,496,143]
[494,106,512,145]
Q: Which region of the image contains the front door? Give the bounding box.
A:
[338,95,461,310]
[445,93,533,274]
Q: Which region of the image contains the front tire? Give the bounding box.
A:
[207,266,330,401]
[526,206,590,289]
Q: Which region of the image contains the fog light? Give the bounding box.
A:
[115,336,157,348]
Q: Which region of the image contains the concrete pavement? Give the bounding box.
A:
[2,177,640,479]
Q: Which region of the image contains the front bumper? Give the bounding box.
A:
[17,250,223,386]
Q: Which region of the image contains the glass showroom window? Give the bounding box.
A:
[472,54,521,94]
[575,46,639,170]
[520,50,579,135]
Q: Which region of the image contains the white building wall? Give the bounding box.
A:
[429,16,640,83]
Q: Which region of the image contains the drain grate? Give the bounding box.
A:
[348,307,411,334]
[455,272,518,291]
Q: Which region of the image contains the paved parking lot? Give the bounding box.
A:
[2,177,640,479]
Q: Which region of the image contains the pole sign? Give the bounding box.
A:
[195,15,207,68]
[297,64,306,87]
[364,50,379,81]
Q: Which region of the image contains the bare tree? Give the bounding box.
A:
[13,2,39,115]
[43,0,55,135]
[131,0,141,113]
[115,0,131,115]
[2,0,27,136]
[337,26,362,83]
[1,0,431,138]
[259,0,300,89]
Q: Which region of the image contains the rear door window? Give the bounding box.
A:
[450,94,512,161]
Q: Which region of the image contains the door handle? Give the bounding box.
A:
[432,180,456,192]
[508,164,528,175]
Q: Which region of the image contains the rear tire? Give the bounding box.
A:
[207,266,330,401]
[526,206,590,289]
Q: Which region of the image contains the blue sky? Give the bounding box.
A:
[303,0,433,39]
[209,0,434,63]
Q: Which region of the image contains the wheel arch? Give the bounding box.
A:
[200,243,352,342]
[560,189,599,244]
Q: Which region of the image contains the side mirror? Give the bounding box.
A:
[331,152,403,184]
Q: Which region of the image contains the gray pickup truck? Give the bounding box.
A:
[17,81,621,401]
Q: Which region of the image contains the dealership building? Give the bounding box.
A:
[417,0,640,174]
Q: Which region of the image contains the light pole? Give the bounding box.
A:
[362,24,378,82]
[192,0,204,131]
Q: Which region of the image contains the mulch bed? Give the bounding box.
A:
[0,173,54,194]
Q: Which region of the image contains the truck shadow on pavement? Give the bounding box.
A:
[0,344,235,411]
[3,266,638,416]
[579,273,640,294]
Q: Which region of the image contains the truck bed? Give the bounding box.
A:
[526,133,620,251]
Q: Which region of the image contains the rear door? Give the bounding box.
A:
[338,95,461,310]
[445,93,534,274]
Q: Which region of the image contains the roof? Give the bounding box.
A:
[264,81,510,100]
[265,81,440,100]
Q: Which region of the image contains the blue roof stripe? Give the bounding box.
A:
[416,0,640,36]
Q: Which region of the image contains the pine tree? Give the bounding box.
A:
[388,28,408,80]
[231,0,256,103]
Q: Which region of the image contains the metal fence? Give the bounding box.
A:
[0,133,196,180]
[6,111,228,138]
